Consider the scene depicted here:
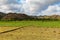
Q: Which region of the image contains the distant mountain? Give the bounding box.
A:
[0,12,60,21]
[1,12,30,21]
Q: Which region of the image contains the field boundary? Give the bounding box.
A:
[0,27,24,34]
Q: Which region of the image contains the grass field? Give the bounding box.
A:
[0,21,60,27]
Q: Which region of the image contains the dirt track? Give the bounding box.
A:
[0,27,60,40]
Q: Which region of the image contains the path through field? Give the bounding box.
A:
[0,27,60,40]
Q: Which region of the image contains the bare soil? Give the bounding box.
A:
[0,27,60,40]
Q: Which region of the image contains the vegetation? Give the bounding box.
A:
[0,21,60,27]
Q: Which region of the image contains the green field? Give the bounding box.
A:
[0,21,60,27]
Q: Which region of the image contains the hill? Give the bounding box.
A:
[0,12,60,21]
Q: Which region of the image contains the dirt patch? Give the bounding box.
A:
[0,27,60,40]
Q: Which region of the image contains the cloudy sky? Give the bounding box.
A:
[0,0,60,16]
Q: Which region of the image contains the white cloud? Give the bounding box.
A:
[22,0,60,15]
[0,0,22,13]
[41,4,60,15]
[0,0,60,16]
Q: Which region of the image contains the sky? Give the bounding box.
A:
[0,0,60,16]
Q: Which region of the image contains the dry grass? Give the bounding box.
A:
[0,27,60,40]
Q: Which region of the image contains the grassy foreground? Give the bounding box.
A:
[0,21,60,27]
